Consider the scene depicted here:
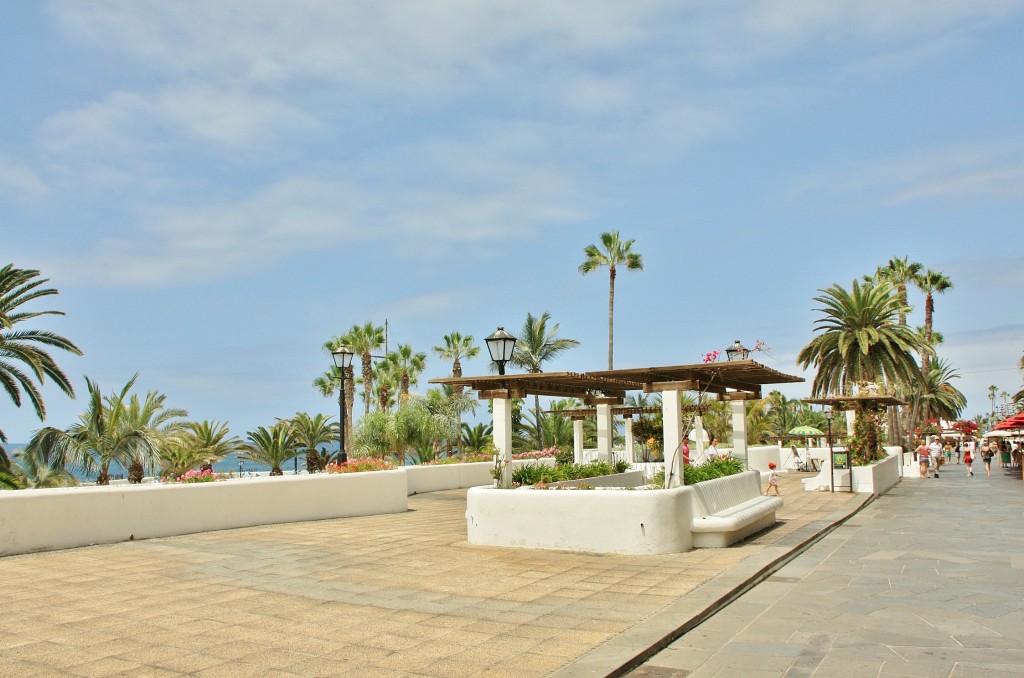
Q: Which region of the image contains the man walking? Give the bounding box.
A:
[928,436,943,478]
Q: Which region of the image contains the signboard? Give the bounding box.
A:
[832,451,849,470]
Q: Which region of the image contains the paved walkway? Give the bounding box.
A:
[631,463,1024,677]
[0,472,862,677]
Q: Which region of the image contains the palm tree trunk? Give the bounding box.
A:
[608,266,616,370]
[535,394,543,451]
[362,353,373,416]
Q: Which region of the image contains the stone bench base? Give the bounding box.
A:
[690,495,783,548]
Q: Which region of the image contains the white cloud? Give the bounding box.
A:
[0,155,48,200]
[788,141,1024,205]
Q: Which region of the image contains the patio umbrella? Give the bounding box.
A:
[788,426,825,436]
[984,430,1013,438]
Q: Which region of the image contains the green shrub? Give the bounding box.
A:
[651,458,745,487]
[511,460,625,487]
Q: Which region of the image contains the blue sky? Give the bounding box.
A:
[3,1,1023,443]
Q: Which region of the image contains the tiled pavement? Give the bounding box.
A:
[631,463,1024,677]
[0,473,865,677]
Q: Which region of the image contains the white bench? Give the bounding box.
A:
[689,470,783,548]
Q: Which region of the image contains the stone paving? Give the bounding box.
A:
[0,472,861,677]
[631,463,1024,677]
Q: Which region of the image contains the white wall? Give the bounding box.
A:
[404,458,555,495]
[466,485,695,555]
[0,471,408,557]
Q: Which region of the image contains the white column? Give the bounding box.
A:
[662,390,683,487]
[845,409,856,437]
[730,399,748,466]
[493,397,513,488]
[624,417,635,464]
[573,419,584,463]
[596,403,613,463]
[693,414,706,463]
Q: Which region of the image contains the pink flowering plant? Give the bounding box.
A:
[325,457,395,473]
[176,468,224,483]
[701,340,772,363]
[512,447,558,460]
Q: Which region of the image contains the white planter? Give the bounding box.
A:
[0,470,408,557]
[466,485,695,555]
[850,453,900,494]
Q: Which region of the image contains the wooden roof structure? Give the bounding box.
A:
[430,359,804,404]
[803,395,905,410]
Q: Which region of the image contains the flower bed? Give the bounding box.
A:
[325,457,395,473]
[174,469,225,483]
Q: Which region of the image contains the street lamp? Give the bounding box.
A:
[485,327,517,375]
[331,346,355,464]
[825,408,834,492]
[725,340,750,361]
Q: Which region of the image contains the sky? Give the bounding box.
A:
[3,0,1023,444]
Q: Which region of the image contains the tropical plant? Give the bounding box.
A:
[25,375,161,485]
[284,412,336,472]
[353,396,457,465]
[578,231,644,370]
[243,423,299,476]
[461,422,493,454]
[433,331,479,446]
[509,312,580,451]
[914,269,953,373]
[797,280,928,397]
[119,387,189,482]
[8,450,77,488]
[0,265,83,441]
[425,385,477,456]
[344,322,386,416]
[390,343,427,404]
[870,257,922,326]
[913,358,966,424]
[372,355,402,411]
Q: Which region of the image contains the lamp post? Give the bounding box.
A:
[825,408,834,492]
[484,327,517,488]
[725,340,750,361]
[485,327,517,375]
[331,346,355,464]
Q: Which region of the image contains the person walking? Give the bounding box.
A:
[981,441,995,477]
[916,439,930,479]
[955,442,961,464]
[964,445,974,477]
[944,441,953,465]
[765,462,781,495]
[928,436,943,479]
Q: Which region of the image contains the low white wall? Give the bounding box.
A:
[0,471,408,557]
[466,485,695,555]
[404,458,554,495]
[851,453,900,494]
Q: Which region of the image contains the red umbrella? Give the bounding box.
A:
[994,413,1024,430]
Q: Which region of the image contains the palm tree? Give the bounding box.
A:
[343,322,386,416]
[425,385,477,457]
[120,388,189,482]
[872,257,922,327]
[25,375,158,485]
[373,355,402,411]
[509,312,581,450]
[0,265,83,440]
[184,420,247,466]
[433,332,479,452]
[915,358,966,424]
[391,343,427,405]
[797,280,927,397]
[988,384,998,423]
[914,269,953,373]
[11,450,78,488]
[243,423,299,476]
[578,231,644,369]
[288,412,337,471]
[461,422,493,453]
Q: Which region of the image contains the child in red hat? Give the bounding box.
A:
[765,461,781,496]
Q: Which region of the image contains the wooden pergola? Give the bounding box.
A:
[430,360,804,486]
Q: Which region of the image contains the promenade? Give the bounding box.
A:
[4,464,1018,677]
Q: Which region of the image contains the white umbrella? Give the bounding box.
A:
[983,430,1013,438]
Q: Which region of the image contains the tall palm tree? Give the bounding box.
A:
[578,231,644,370]
[0,265,83,440]
[914,269,953,373]
[432,332,479,451]
[343,322,386,416]
[25,375,156,485]
[797,280,927,397]
[373,355,402,411]
[243,423,299,476]
[872,257,922,327]
[509,312,580,450]
[288,412,337,471]
[391,343,427,405]
[988,384,998,423]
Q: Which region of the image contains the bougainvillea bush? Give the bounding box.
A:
[174,469,225,483]
[325,457,395,473]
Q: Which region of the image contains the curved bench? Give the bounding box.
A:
[689,470,783,548]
